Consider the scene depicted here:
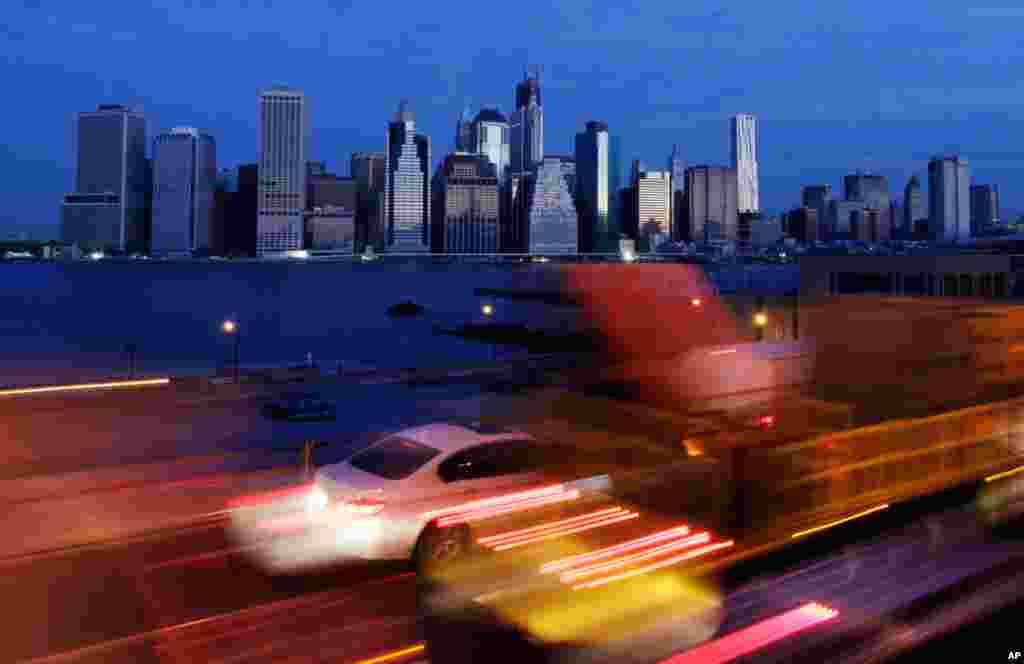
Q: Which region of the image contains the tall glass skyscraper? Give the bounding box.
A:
[61,104,148,252]
[510,70,544,174]
[686,166,738,244]
[525,157,577,254]
[258,87,308,254]
[730,114,759,213]
[903,175,925,230]
[575,121,610,253]
[636,169,671,249]
[151,127,217,255]
[471,109,510,181]
[928,155,970,243]
[384,100,431,252]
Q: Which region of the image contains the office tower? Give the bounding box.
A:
[928,156,970,242]
[257,87,308,254]
[785,207,818,244]
[471,108,510,181]
[306,163,357,212]
[351,152,386,250]
[850,208,890,243]
[731,114,759,213]
[524,156,577,253]
[801,184,832,230]
[608,135,623,241]
[844,173,890,232]
[575,121,610,253]
[431,153,500,253]
[829,199,866,239]
[61,104,147,252]
[384,100,431,252]
[970,184,1000,235]
[150,127,216,255]
[552,155,576,198]
[305,207,355,252]
[903,175,925,230]
[685,166,738,244]
[668,144,686,240]
[635,169,671,249]
[889,200,904,238]
[455,106,474,153]
[510,68,544,174]
[737,211,762,252]
[501,173,527,252]
[221,164,258,256]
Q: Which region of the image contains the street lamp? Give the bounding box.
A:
[481,304,496,362]
[691,297,703,308]
[753,312,768,341]
[223,319,240,382]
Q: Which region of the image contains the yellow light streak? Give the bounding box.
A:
[985,466,1024,483]
[0,377,171,397]
[353,643,426,664]
[790,503,890,540]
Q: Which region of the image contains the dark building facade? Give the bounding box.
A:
[903,175,925,231]
[801,184,832,232]
[685,166,738,244]
[431,153,500,253]
[970,184,1000,235]
[785,207,818,244]
[574,120,610,253]
[219,163,258,257]
[351,152,386,251]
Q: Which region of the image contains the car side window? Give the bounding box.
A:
[488,440,534,475]
[438,445,497,483]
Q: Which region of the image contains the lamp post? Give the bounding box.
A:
[481,303,495,362]
[125,342,138,378]
[222,319,239,383]
[753,312,768,341]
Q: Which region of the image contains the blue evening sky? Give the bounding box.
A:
[3,0,1023,237]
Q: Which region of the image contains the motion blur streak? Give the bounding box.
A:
[540,525,692,574]
[985,465,1024,482]
[0,377,170,396]
[227,483,314,509]
[479,508,627,544]
[352,642,425,664]
[561,532,712,582]
[491,512,639,551]
[790,504,890,539]
[658,602,838,664]
[571,540,735,590]
[420,484,569,520]
[436,490,581,527]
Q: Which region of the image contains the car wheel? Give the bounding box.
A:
[416,522,470,574]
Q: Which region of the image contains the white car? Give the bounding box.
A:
[229,422,599,573]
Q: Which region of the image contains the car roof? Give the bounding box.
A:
[397,422,534,454]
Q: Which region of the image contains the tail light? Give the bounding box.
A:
[341,496,387,515]
[758,415,776,428]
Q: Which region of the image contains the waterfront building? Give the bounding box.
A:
[731,114,759,213]
[668,144,686,240]
[351,152,386,251]
[635,169,671,249]
[904,175,925,230]
[431,153,500,253]
[844,173,890,234]
[801,184,832,231]
[305,206,355,252]
[785,207,818,244]
[928,155,970,243]
[307,163,357,212]
[686,165,738,244]
[257,87,308,254]
[510,69,544,174]
[575,121,610,253]
[471,109,510,181]
[829,199,867,239]
[61,104,147,252]
[524,157,577,254]
[970,184,1000,235]
[384,100,431,252]
[151,127,217,255]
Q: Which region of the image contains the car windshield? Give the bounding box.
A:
[348,436,441,480]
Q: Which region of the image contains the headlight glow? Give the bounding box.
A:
[307,486,329,512]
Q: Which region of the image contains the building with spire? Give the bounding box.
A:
[510,68,544,175]
[668,144,685,240]
[384,100,431,252]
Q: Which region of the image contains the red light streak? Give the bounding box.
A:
[657,602,838,664]
[540,524,692,574]
[419,484,568,520]
[571,540,734,590]
[228,483,314,509]
[562,532,712,583]
[436,490,581,527]
[489,512,639,551]
[479,507,627,545]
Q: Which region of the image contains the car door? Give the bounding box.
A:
[436,440,541,499]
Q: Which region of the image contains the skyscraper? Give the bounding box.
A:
[455,105,474,153]
[351,152,386,251]
[686,166,738,244]
[843,174,889,209]
[731,114,759,213]
[431,153,500,253]
[510,68,544,174]
[257,87,308,254]
[471,109,510,181]
[575,121,610,253]
[524,157,577,254]
[903,175,924,231]
[970,184,1000,235]
[384,100,431,252]
[61,104,148,252]
[151,127,217,255]
[608,135,623,241]
[668,144,686,240]
[801,184,832,232]
[635,169,671,249]
[928,156,970,243]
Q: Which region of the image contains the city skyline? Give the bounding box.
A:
[5,3,1023,238]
